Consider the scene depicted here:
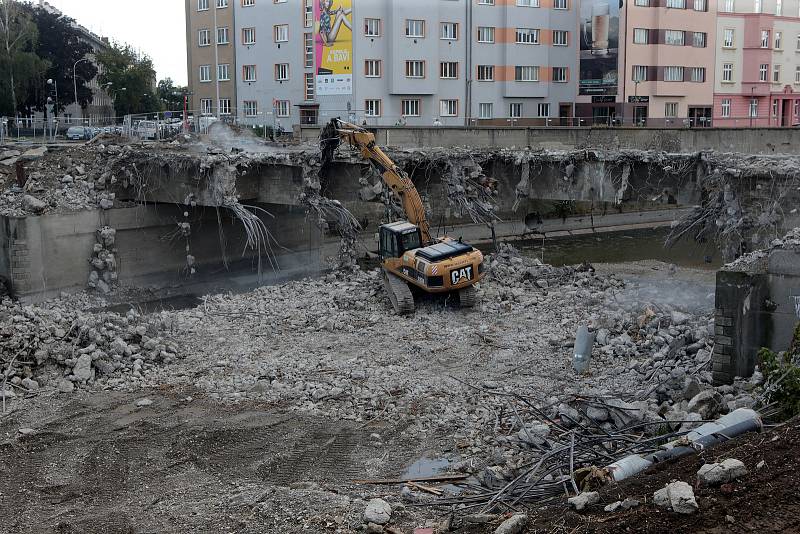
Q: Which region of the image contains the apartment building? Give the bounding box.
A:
[185,0,237,118]
[226,0,578,127]
[714,0,800,126]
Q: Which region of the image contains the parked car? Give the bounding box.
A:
[66,126,92,140]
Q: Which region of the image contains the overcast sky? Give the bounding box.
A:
[44,0,188,85]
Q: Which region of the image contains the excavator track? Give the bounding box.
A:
[458,285,477,308]
[383,271,415,315]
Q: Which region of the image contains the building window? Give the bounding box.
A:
[275,24,288,42]
[217,27,229,44]
[217,63,230,81]
[405,60,425,78]
[633,65,647,81]
[243,64,256,82]
[750,99,758,117]
[537,103,550,117]
[510,103,522,118]
[552,67,567,82]
[693,32,706,47]
[693,0,707,10]
[304,33,313,68]
[721,99,731,117]
[722,0,734,10]
[552,30,568,46]
[665,102,678,117]
[305,73,314,100]
[773,64,781,82]
[440,61,458,79]
[477,26,495,43]
[797,33,800,50]
[440,22,458,40]
[216,0,228,7]
[634,0,649,5]
[754,0,761,11]
[242,27,256,45]
[198,29,211,46]
[304,0,313,27]
[554,0,568,8]
[722,62,733,81]
[796,100,800,116]
[690,67,705,82]
[515,65,539,81]
[200,98,212,115]
[665,30,685,45]
[664,66,684,81]
[761,30,770,48]
[365,59,381,77]
[401,99,420,117]
[440,99,458,117]
[243,0,255,6]
[633,28,649,44]
[477,65,494,81]
[666,0,685,7]
[723,28,734,47]
[517,0,540,6]
[199,65,211,82]
[243,101,258,117]
[759,63,769,81]
[515,28,540,44]
[365,18,381,37]
[406,19,425,38]
[775,31,782,49]
[773,99,779,116]
[198,0,209,10]
[275,100,290,117]
[365,99,381,117]
[478,0,495,3]
[275,63,289,80]
[479,103,493,119]
[776,0,782,14]
[796,65,800,83]
[218,98,231,115]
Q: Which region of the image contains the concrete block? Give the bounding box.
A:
[716,335,732,346]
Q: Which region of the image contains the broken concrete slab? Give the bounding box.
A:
[568,491,600,511]
[654,481,698,514]
[494,514,527,534]
[364,498,392,525]
[697,458,747,486]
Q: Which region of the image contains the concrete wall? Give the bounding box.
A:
[297,125,800,154]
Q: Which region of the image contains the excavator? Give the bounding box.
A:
[320,118,485,314]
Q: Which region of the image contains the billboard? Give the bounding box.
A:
[314,0,353,96]
[579,0,621,96]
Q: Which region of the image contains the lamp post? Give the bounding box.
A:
[47,79,58,140]
[73,57,89,124]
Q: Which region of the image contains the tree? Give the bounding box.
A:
[96,42,159,116]
[0,0,47,117]
[157,78,188,112]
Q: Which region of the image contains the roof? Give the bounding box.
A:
[382,221,419,234]
[415,241,474,262]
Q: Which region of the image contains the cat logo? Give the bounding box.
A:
[450,266,473,285]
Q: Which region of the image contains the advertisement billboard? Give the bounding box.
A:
[314,0,353,96]
[579,0,620,96]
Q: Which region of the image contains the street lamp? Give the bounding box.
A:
[73,57,89,124]
[47,78,58,139]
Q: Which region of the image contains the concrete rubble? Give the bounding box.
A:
[653,481,699,514]
[697,458,748,486]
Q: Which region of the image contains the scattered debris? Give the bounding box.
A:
[364,498,392,525]
[653,481,699,514]
[697,458,747,486]
[494,513,527,534]
[568,491,600,511]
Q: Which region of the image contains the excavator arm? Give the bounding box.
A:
[321,119,432,244]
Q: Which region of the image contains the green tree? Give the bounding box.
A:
[157,78,188,113]
[96,42,159,116]
[0,0,48,117]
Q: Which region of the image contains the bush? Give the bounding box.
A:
[758,322,800,418]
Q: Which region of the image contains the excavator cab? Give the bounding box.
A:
[378,221,422,260]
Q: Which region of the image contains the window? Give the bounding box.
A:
[217,63,230,81]
[242,27,256,45]
[275,24,288,42]
[664,66,684,81]
[722,62,733,81]
[761,30,770,48]
[633,28,649,44]
[243,64,256,82]
[478,0,495,3]
[552,66,567,82]
[200,99,212,115]
[440,62,458,79]
[217,27,229,44]
[666,0,685,7]
[690,67,705,82]
[754,0,761,11]
[723,28,734,47]
[510,103,522,118]
[537,103,550,117]
[199,65,211,82]
[635,0,649,5]
[243,0,255,5]
[216,0,228,7]
[760,63,769,81]
[665,102,678,117]
[477,26,495,43]
[517,0,540,6]
[304,0,313,27]
[365,59,381,77]
[275,100,290,117]
[305,73,314,100]
[693,32,706,47]
[365,18,381,37]
[405,60,425,78]
[516,28,540,44]
[633,65,647,81]
[218,99,231,115]
[441,22,458,40]
[773,64,781,82]
[64,113,72,124]
[275,63,289,80]
[693,0,707,10]
[721,99,731,117]
[365,99,381,117]
[797,33,800,50]
[477,65,494,81]
[749,98,758,117]
[401,99,420,117]
[665,30,685,45]
[553,30,568,46]
[304,33,313,68]
[722,0,734,10]
[479,103,493,119]
[776,0,782,14]
[440,99,458,117]
[554,0,568,8]
[775,31,782,49]
[198,29,210,46]
[796,65,800,83]
[198,0,209,10]
[243,101,258,117]
[406,19,424,38]
[515,65,539,81]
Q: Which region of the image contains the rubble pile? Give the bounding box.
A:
[725,226,800,272]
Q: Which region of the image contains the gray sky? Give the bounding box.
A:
[44,0,187,85]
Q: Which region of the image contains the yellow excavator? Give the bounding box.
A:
[320,119,485,314]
